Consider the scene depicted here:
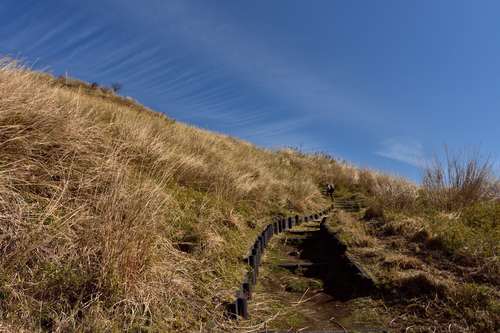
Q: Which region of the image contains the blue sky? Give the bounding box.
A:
[1,0,499,181]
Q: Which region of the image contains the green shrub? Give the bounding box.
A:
[461,201,500,230]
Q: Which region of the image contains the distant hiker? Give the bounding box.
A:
[326,183,335,201]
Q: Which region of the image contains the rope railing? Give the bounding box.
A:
[227,203,335,319]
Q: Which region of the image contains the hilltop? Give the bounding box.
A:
[0,60,498,332]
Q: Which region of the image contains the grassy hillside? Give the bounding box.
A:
[0,60,363,332]
[1,60,498,332]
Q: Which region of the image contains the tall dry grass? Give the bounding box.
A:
[0,60,200,331]
[3,59,498,332]
[1,60,380,331]
[356,169,418,211]
[422,147,496,211]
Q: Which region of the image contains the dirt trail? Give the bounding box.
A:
[248,214,388,332]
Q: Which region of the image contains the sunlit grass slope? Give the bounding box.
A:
[0,60,374,332]
[1,60,498,332]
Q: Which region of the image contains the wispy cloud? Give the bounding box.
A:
[3,0,385,151]
[165,4,361,120]
[108,0,380,126]
[376,138,429,168]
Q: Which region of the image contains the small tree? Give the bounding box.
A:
[111,82,122,93]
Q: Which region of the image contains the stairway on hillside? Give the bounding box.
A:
[330,194,366,212]
[248,213,388,333]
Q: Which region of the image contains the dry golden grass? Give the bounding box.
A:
[422,147,496,210]
[2,60,396,331]
[329,204,499,332]
[3,59,497,332]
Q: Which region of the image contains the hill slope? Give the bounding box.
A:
[0,61,363,331]
[1,61,498,332]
